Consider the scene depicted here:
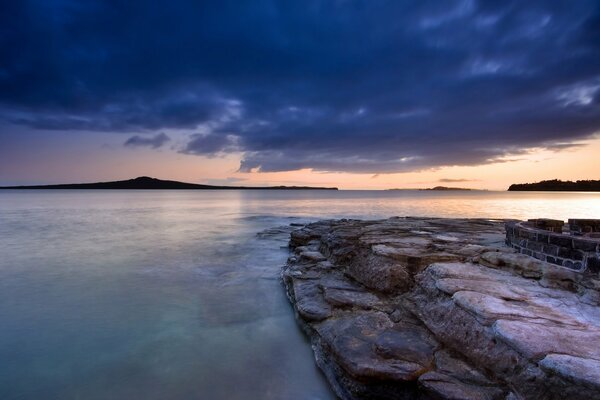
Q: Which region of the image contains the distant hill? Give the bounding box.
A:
[508,179,600,191]
[421,186,472,191]
[0,176,338,190]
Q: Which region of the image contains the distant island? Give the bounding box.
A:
[421,186,472,191]
[508,179,600,191]
[0,176,338,190]
[388,186,473,191]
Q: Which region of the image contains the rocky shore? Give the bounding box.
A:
[282,217,600,400]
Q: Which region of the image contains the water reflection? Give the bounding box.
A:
[233,189,600,220]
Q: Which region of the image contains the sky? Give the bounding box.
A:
[1,0,599,189]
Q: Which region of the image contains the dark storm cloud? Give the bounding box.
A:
[124,132,170,149]
[1,0,600,173]
[181,132,240,156]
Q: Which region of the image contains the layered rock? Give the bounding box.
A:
[282,217,600,400]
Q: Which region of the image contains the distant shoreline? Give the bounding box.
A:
[508,179,600,191]
[0,176,338,191]
[388,186,475,191]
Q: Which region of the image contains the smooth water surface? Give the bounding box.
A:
[1,190,599,399]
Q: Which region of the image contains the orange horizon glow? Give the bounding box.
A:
[2,131,599,190]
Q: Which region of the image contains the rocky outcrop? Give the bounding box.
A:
[282,217,600,400]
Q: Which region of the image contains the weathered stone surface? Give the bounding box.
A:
[322,287,381,309]
[432,350,494,385]
[493,320,600,361]
[418,371,504,400]
[317,312,431,382]
[373,324,438,367]
[282,217,600,399]
[539,354,600,390]
[292,279,332,321]
[299,250,327,262]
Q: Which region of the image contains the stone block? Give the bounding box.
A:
[518,228,536,240]
[549,235,573,247]
[532,252,546,261]
[573,238,598,252]
[526,241,543,252]
[569,219,600,233]
[506,226,515,237]
[563,260,583,272]
[588,257,600,274]
[528,218,564,232]
[542,244,559,256]
[558,247,584,261]
[546,256,562,266]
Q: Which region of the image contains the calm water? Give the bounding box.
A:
[0,190,599,400]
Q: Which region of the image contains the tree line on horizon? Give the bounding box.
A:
[508,179,600,191]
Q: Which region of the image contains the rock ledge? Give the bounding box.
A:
[282,217,600,400]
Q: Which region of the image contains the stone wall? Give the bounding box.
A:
[528,218,564,232]
[569,218,600,234]
[505,219,600,274]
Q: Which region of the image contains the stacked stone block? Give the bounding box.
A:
[527,218,564,233]
[505,220,600,274]
[568,219,600,234]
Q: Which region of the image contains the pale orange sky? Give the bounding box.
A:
[2,130,598,190]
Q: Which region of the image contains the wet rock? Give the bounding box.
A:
[293,279,332,321]
[322,287,381,309]
[317,312,428,381]
[299,250,327,262]
[282,217,600,399]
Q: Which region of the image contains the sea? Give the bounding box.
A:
[1,189,599,399]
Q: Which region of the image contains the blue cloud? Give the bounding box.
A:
[1,0,600,172]
[124,133,170,149]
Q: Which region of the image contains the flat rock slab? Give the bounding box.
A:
[282,217,600,400]
[540,354,600,390]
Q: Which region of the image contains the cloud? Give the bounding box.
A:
[541,142,587,151]
[181,133,240,156]
[1,1,600,173]
[438,178,480,183]
[124,132,170,149]
[203,177,247,186]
